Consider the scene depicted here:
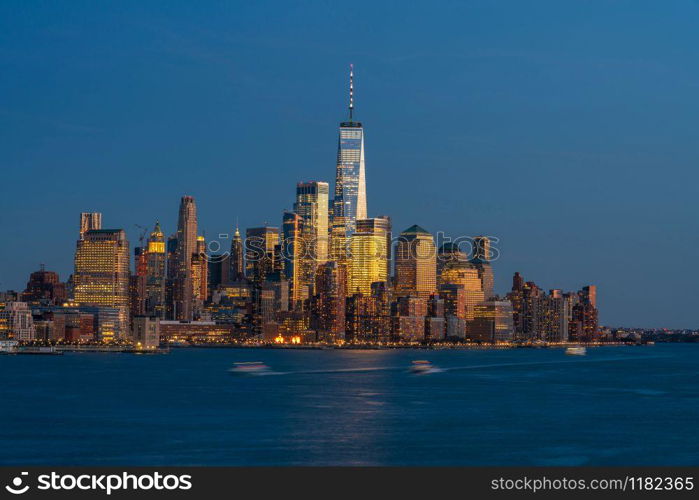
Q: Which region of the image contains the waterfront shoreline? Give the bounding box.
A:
[0,341,655,354]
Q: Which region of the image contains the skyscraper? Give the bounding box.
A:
[311,261,346,341]
[145,221,166,317]
[294,181,329,298]
[438,258,484,322]
[332,65,367,257]
[470,235,495,299]
[507,273,597,343]
[282,211,306,306]
[245,226,280,283]
[348,218,389,295]
[173,196,197,320]
[582,285,597,308]
[571,285,599,341]
[295,181,329,262]
[130,245,147,318]
[395,225,437,299]
[437,242,468,278]
[79,212,102,239]
[229,225,244,281]
[73,228,130,339]
[191,235,208,303]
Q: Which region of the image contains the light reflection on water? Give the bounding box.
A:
[0,344,697,465]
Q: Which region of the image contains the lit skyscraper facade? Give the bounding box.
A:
[192,235,208,303]
[229,226,244,281]
[332,65,367,260]
[295,181,329,264]
[311,261,346,341]
[348,218,389,295]
[73,228,130,339]
[145,221,166,317]
[173,195,197,320]
[395,225,437,299]
[438,258,485,322]
[294,181,329,299]
[282,211,306,306]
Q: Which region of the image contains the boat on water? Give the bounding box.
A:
[565,346,587,356]
[229,361,272,376]
[409,360,436,374]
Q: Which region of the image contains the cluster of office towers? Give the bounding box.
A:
[5,68,599,344]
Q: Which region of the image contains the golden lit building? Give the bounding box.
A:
[295,181,329,265]
[191,236,208,302]
[330,218,349,266]
[294,182,330,303]
[438,259,484,321]
[348,218,389,295]
[282,211,307,306]
[73,229,130,339]
[395,225,436,299]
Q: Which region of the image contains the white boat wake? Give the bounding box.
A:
[228,355,668,377]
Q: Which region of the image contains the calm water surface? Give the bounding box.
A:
[1,344,697,465]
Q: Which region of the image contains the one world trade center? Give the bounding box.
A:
[331,65,367,260]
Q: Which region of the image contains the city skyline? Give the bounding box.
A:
[2,2,698,328]
[0,78,646,332]
[0,61,602,346]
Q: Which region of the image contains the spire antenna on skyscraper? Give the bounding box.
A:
[333,64,367,243]
[349,64,354,122]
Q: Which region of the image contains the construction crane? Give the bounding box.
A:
[134,224,148,250]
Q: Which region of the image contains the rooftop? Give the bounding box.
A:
[401,224,430,235]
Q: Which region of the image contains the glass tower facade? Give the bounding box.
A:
[295,181,329,263]
[333,123,366,236]
[331,66,367,263]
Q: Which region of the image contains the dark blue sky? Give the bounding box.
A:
[1,1,697,328]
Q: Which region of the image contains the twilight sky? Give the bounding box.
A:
[1,1,698,328]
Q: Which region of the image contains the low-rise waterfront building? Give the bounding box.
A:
[159,320,236,343]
